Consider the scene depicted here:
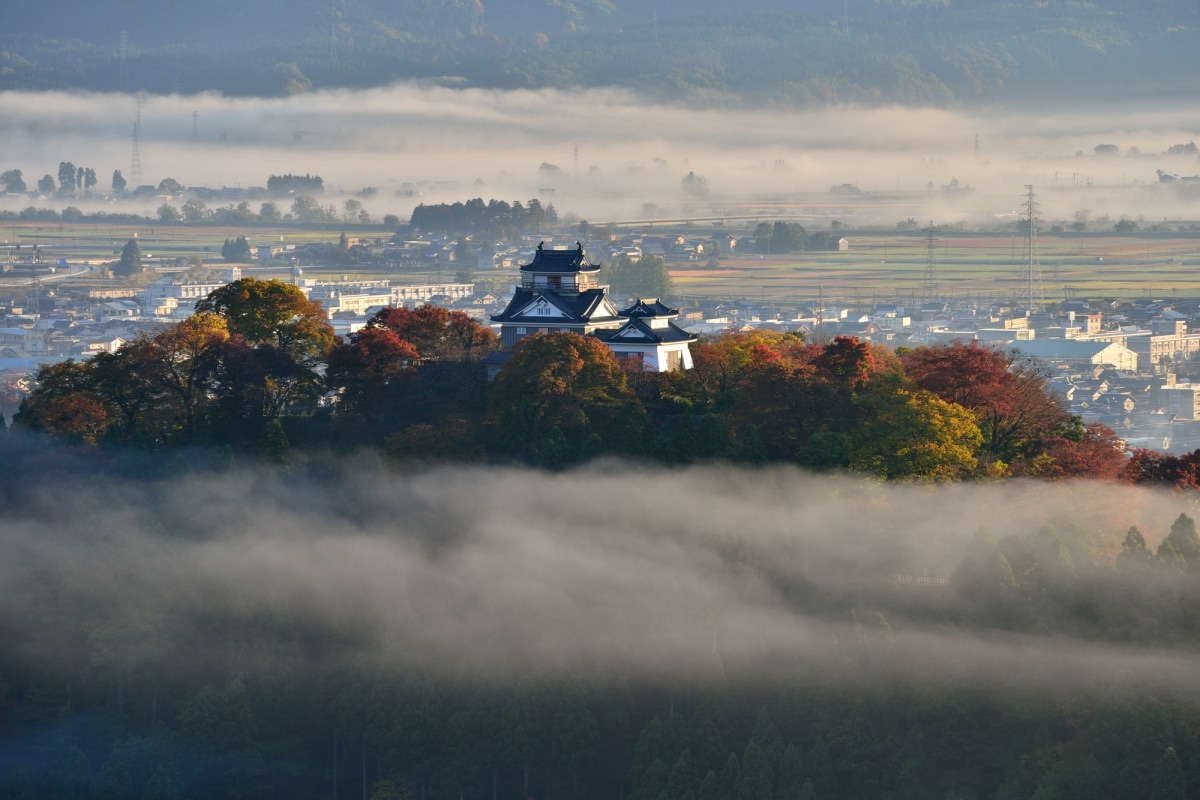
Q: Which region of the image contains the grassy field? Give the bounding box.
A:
[5,222,1200,307]
[670,232,1200,307]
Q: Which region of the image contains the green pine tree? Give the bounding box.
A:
[257,419,290,463]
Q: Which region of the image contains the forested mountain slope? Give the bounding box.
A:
[0,0,1197,105]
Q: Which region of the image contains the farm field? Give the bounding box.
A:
[669,232,1200,306]
[4,222,1200,307]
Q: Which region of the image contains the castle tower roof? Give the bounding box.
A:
[520,242,600,274]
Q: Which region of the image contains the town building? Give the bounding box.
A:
[1008,339,1138,373]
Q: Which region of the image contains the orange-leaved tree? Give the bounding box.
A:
[486,332,645,467]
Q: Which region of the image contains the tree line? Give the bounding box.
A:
[409,198,558,236]
[11,279,1191,488]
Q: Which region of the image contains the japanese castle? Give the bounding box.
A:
[491,242,695,371]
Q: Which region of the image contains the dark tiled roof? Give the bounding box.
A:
[492,288,619,325]
[520,242,600,274]
[620,298,679,318]
[595,319,697,345]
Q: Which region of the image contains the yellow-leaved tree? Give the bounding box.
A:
[848,387,983,481]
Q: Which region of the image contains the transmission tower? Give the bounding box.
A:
[119,30,129,88]
[921,223,939,303]
[192,110,199,141]
[1021,185,1043,310]
[129,93,144,186]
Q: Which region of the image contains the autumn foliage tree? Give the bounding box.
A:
[1123,449,1200,490]
[847,384,983,481]
[901,341,1075,470]
[327,305,498,443]
[17,280,335,448]
[363,305,498,363]
[195,278,333,363]
[13,360,110,444]
[13,304,1150,483]
[326,327,420,421]
[486,332,646,467]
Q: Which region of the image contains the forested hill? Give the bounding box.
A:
[0,0,1197,105]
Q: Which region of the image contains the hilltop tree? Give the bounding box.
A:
[146,312,230,443]
[364,305,498,363]
[195,278,334,363]
[900,341,1072,466]
[847,386,982,481]
[13,360,109,444]
[487,332,645,467]
[327,327,421,422]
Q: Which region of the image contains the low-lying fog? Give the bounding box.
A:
[2,84,1198,226]
[2,439,1198,695]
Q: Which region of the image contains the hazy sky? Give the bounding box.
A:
[2,84,1198,225]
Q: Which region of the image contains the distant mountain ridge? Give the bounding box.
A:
[0,0,1196,106]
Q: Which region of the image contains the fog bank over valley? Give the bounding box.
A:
[2,84,1198,225]
[3,443,1198,696]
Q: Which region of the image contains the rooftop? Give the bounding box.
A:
[520,242,600,274]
